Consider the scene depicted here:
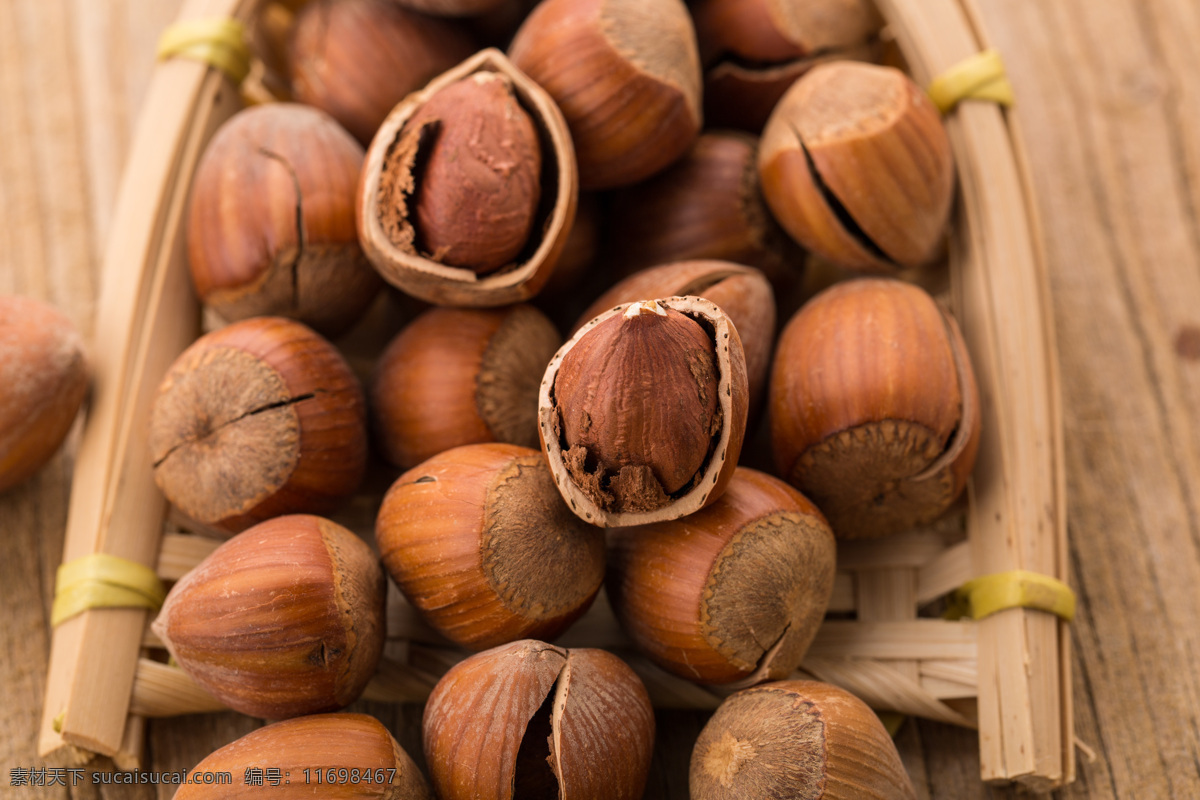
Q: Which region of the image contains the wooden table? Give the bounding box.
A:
[3,1,1200,796]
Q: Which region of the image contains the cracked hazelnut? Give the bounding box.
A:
[770,278,980,538]
[289,0,476,144]
[0,295,88,493]
[607,468,835,686]
[539,296,748,526]
[376,443,605,650]
[187,103,382,336]
[759,61,955,273]
[423,640,654,800]
[359,49,577,306]
[149,316,367,535]
[152,515,385,720]
[691,680,917,799]
[370,304,561,469]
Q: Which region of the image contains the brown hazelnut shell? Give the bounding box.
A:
[370,304,561,469]
[759,61,955,273]
[423,640,654,800]
[690,680,917,799]
[692,0,882,65]
[175,713,431,799]
[151,515,386,720]
[376,443,605,650]
[149,316,367,535]
[608,468,835,686]
[358,48,578,307]
[508,0,702,190]
[769,278,981,538]
[187,103,382,336]
[289,0,476,145]
[539,296,749,527]
[574,260,775,415]
[0,295,88,492]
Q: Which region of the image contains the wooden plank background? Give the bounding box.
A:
[2,0,1199,796]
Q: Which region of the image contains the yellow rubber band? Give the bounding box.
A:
[51,554,166,627]
[945,569,1076,622]
[927,49,1014,114]
[156,19,250,85]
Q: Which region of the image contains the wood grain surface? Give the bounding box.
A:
[2,0,1199,797]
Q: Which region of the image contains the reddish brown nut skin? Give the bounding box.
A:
[0,295,88,492]
[152,515,386,720]
[608,468,835,686]
[149,317,367,535]
[187,103,381,337]
[175,713,432,799]
[375,444,605,650]
[290,0,476,145]
[370,304,560,469]
[423,640,654,800]
[690,680,917,799]
[769,278,981,538]
[508,0,702,189]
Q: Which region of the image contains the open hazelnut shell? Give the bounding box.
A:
[357,48,578,307]
[539,296,749,527]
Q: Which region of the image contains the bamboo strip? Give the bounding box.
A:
[802,657,977,728]
[921,659,979,687]
[156,531,220,581]
[838,530,950,571]
[827,572,857,613]
[922,676,977,700]
[873,0,1070,787]
[38,0,256,764]
[806,621,978,660]
[129,659,225,717]
[917,540,974,604]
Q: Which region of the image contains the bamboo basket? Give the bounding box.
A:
[38,0,1073,790]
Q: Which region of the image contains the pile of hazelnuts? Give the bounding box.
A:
[151,0,980,798]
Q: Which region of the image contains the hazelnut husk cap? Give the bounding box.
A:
[358,48,578,307]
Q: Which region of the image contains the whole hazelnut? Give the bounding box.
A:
[175,713,431,799]
[0,295,87,492]
[423,640,654,800]
[187,103,382,336]
[508,0,702,189]
[358,49,578,307]
[539,296,749,526]
[149,316,367,535]
[691,680,917,799]
[152,515,386,720]
[770,278,981,538]
[759,61,955,273]
[608,468,835,686]
[290,0,476,144]
[376,443,605,650]
[370,304,560,469]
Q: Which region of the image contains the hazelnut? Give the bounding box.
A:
[0,295,88,492]
[423,640,654,800]
[693,0,883,132]
[574,260,775,416]
[758,62,955,273]
[175,713,431,799]
[770,278,981,538]
[392,0,509,16]
[607,468,835,686]
[187,103,382,336]
[289,0,476,144]
[149,316,367,535]
[539,296,749,526]
[152,515,386,720]
[690,680,917,799]
[370,304,561,469]
[508,0,702,189]
[358,49,578,307]
[376,443,605,650]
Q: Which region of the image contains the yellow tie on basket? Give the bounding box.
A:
[50,553,166,627]
[156,18,250,85]
[927,48,1015,114]
[945,569,1076,623]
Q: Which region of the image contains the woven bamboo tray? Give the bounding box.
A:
[37,0,1073,790]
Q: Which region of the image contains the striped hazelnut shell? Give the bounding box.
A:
[608,468,835,686]
[152,515,385,720]
[375,443,605,650]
